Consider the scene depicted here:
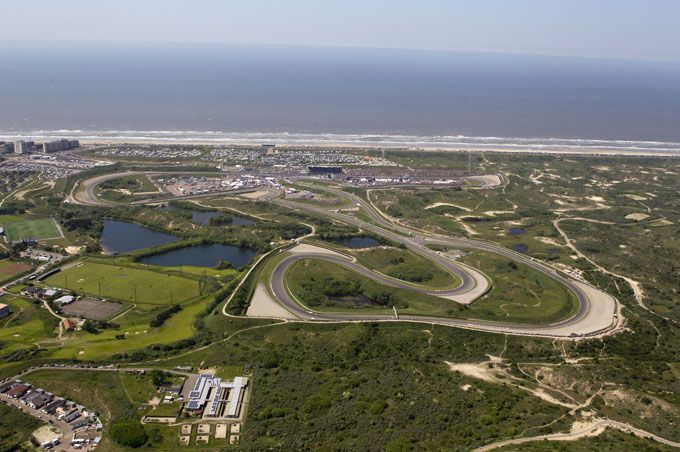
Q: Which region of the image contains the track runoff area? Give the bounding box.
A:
[76,171,622,340]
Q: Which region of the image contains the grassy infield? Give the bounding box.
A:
[94,175,159,203]
[283,246,577,324]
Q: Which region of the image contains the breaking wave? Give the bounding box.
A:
[1,129,680,153]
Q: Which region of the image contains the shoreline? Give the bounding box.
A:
[3,134,680,157]
[82,139,680,157]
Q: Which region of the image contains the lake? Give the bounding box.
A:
[143,243,258,269]
[101,219,179,254]
[332,236,381,249]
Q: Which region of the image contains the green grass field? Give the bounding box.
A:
[2,218,61,242]
[0,294,60,355]
[352,247,461,289]
[45,260,201,309]
[460,250,578,323]
[285,258,464,317]
[50,295,210,360]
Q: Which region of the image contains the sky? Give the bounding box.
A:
[3,0,680,61]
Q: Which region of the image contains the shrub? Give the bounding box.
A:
[110,419,148,448]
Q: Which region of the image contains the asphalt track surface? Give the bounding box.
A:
[270,184,619,338]
[73,171,620,338]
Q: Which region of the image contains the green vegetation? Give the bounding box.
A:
[353,246,460,288]
[150,305,182,327]
[1,152,679,450]
[110,419,149,448]
[286,258,463,316]
[0,294,59,359]
[94,175,159,203]
[45,259,201,308]
[0,259,32,283]
[460,250,578,323]
[0,403,42,451]
[496,428,676,451]
[2,218,61,241]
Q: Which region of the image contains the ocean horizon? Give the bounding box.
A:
[2,41,680,150]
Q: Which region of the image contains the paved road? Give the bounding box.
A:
[69,171,621,338]
[269,184,620,338]
[274,251,478,302]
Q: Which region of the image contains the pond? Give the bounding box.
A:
[142,243,258,269]
[192,211,255,226]
[332,236,381,249]
[101,220,179,254]
[508,228,525,235]
[513,244,529,253]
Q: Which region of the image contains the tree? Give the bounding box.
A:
[110,419,148,448]
[150,369,168,387]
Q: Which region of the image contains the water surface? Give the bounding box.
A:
[3,42,680,146]
[143,243,257,268]
[332,236,381,249]
[101,220,179,254]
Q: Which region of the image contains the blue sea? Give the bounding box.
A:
[2,41,680,152]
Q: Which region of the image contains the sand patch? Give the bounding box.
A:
[246,284,297,320]
[464,174,502,188]
[625,213,649,221]
[535,236,564,247]
[425,202,472,212]
[65,246,85,255]
[623,194,647,201]
[650,219,673,227]
[289,243,345,257]
[238,190,270,200]
[446,361,499,383]
[482,210,515,217]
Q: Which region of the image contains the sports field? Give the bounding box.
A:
[45,261,201,309]
[0,259,31,276]
[0,259,32,283]
[2,218,62,242]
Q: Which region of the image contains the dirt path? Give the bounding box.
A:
[475,418,680,451]
[190,200,271,221]
[0,176,40,207]
[553,217,648,312]
[451,354,680,451]
[13,179,51,201]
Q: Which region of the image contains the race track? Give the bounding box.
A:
[72,171,622,339]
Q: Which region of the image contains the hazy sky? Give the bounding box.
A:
[3,0,680,61]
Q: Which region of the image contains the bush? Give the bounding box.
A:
[110,419,148,448]
[150,305,182,328]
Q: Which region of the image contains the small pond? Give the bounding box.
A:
[508,228,525,235]
[512,244,529,253]
[142,243,258,269]
[332,236,381,249]
[101,220,179,254]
